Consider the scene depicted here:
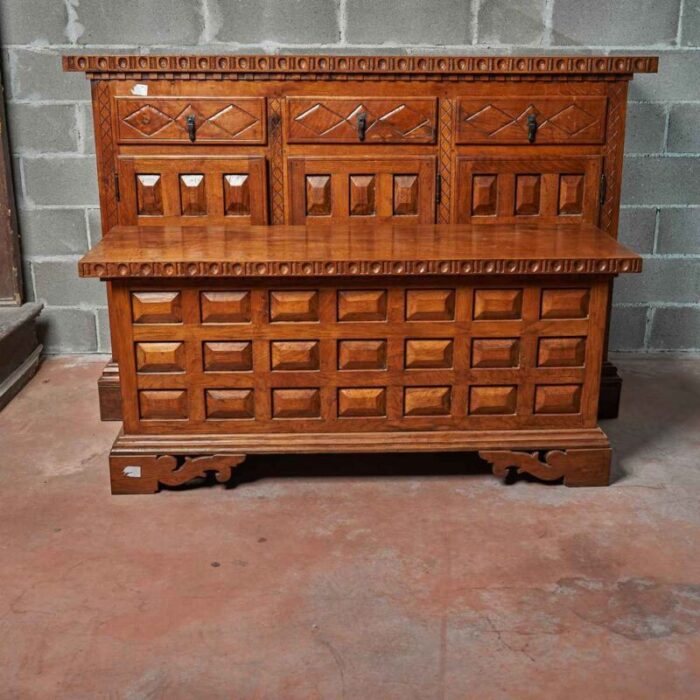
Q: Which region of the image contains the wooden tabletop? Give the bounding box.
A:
[79,223,642,279]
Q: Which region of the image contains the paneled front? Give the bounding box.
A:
[112,277,608,434]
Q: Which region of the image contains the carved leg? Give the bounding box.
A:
[109,454,247,494]
[479,448,611,487]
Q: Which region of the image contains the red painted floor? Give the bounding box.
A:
[0,356,699,699]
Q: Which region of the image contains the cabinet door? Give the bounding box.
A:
[288,156,436,224]
[118,156,268,225]
[455,156,603,225]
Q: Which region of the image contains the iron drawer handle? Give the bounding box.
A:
[527,114,537,143]
[187,114,196,142]
[357,112,367,141]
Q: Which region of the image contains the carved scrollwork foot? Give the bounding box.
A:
[479,448,611,487]
[109,454,247,494]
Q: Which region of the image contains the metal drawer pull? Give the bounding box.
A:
[186,114,196,142]
[357,112,367,141]
[527,114,537,143]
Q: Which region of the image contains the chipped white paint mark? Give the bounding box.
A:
[123,466,141,478]
[131,84,148,96]
[63,0,85,45]
[198,0,223,44]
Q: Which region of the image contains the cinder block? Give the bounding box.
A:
[23,156,98,207]
[630,52,700,102]
[681,0,700,46]
[624,103,666,155]
[78,104,95,155]
[33,260,106,307]
[5,48,90,101]
[0,0,67,45]
[18,209,88,256]
[649,306,700,349]
[477,0,545,44]
[656,208,700,254]
[96,308,112,353]
[618,207,656,253]
[551,0,681,45]
[22,260,35,302]
[6,104,78,155]
[614,257,700,304]
[609,305,648,351]
[667,104,700,153]
[216,0,339,44]
[622,156,700,205]
[87,208,102,246]
[346,0,472,45]
[74,0,200,45]
[38,308,97,354]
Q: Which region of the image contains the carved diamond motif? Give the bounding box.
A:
[547,104,598,136]
[464,105,518,135]
[207,104,259,137]
[123,105,173,136]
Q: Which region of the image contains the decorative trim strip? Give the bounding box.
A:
[80,256,642,279]
[63,54,658,77]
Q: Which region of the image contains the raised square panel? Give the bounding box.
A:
[540,289,590,319]
[349,175,376,216]
[393,174,419,216]
[558,174,584,215]
[131,291,182,324]
[405,289,455,321]
[136,174,163,215]
[338,290,387,322]
[338,388,387,417]
[306,175,331,216]
[534,384,582,414]
[473,289,523,320]
[537,337,586,367]
[405,339,454,369]
[404,386,451,416]
[205,389,254,419]
[138,389,187,420]
[179,174,206,216]
[468,385,518,415]
[201,291,251,323]
[472,174,497,216]
[203,341,252,371]
[471,338,520,368]
[270,290,319,322]
[135,342,185,373]
[338,339,387,370]
[514,174,541,215]
[270,340,320,371]
[272,388,321,418]
[223,174,251,216]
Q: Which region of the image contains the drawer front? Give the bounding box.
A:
[118,155,268,225]
[287,97,437,143]
[288,156,436,224]
[116,97,266,143]
[456,156,603,224]
[456,97,607,145]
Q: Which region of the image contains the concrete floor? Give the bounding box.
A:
[0,356,699,699]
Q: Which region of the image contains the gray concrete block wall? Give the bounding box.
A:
[0,0,697,353]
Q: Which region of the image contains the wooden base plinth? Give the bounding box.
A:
[98,362,122,421]
[109,428,611,493]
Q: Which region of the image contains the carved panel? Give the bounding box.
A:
[558,174,585,215]
[405,289,455,321]
[438,97,453,224]
[404,386,451,416]
[393,174,419,216]
[471,338,520,368]
[534,384,582,414]
[268,97,285,225]
[471,175,497,216]
[338,388,387,417]
[272,388,321,418]
[205,389,255,419]
[305,175,331,216]
[473,289,523,320]
[514,174,541,215]
[337,290,387,322]
[136,174,163,215]
[223,174,251,216]
[270,290,320,322]
[270,340,320,371]
[540,289,590,319]
[338,339,387,370]
[179,174,206,216]
[131,291,182,324]
[203,341,253,371]
[139,389,188,420]
[537,337,586,367]
[469,385,518,415]
[135,342,185,373]
[200,290,251,323]
[405,339,454,369]
[349,175,376,216]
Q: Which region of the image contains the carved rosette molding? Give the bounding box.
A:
[80,256,642,279]
[63,54,658,79]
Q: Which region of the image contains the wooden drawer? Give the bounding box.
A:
[456,96,607,145]
[286,97,437,143]
[116,97,266,143]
